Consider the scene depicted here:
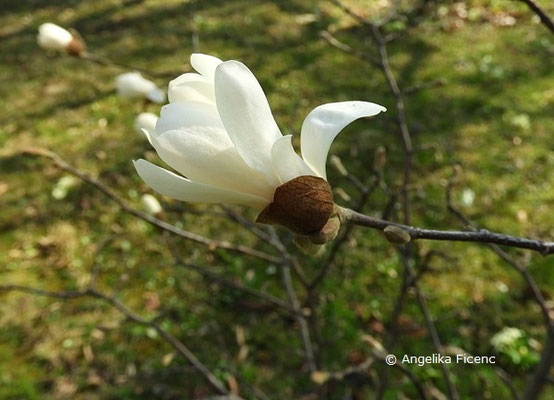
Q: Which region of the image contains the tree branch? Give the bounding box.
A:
[446,181,554,400]
[167,242,304,317]
[519,0,554,34]
[329,2,458,398]
[22,148,281,264]
[319,30,380,67]
[338,206,554,255]
[523,330,554,400]
[312,351,428,400]
[80,51,179,79]
[282,263,317,373]
[307,172,380,291]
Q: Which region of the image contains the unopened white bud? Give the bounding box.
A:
[141,194,162,215]
[115,72,166,104]
[37,23,85,56]
[134,113,158,140]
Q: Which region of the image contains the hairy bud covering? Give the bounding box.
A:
[256,175,334,235]
[383,225,411,244]
[66,38,85,56]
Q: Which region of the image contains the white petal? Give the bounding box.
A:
[214,60,281,185]
[141,129,153,146]
[169,72,205,88]
[151,129,274,199]
[133,159,269,209]
[301,101,386,179]
[155,101,226,141]
[190,53,222,81]
[168,73,215,105]
[271,135,314,184]
[169,82,214,104]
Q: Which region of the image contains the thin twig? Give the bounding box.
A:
[401,251,458,398]
[268,226,311,288]
[369,23,413,225]
[307,176,379,291]
[89,235,114,289]
[81,52,180,79]
[0,284,230,395]
[22,148,282,264]
[403,79,446,94]
[319,31,380,67]
[313,352,428,400]
[329,0,413,224]
[282,264,317,373]
[302,163,380,371]
[313,357,375,385]
[222,207,274,244]
[223,206,317,372]
[494,366,520,400]
[190,0,200,52]
[519,0,554,34]
[374,353,428,400]
[338,206,554,255]
[329,2,459,397]
[168,242,304,317]
[223,207,311,287]
[446,181,554,400]
[330,0,374,27]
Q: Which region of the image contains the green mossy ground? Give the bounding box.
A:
[0,0,553,398]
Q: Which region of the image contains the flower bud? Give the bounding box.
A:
[134,113,158,138]
[308,215,340,245]
[141,194,162,215]
[37,23,85,56]
[66,37,86,56]
[256,175,334,236]
[383,225,411,244]
[115,72,166,104]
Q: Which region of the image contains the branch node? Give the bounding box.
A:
[383,225,411,244]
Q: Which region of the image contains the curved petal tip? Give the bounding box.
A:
[300,101,386,179]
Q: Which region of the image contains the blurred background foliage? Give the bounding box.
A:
[0,0,553,398]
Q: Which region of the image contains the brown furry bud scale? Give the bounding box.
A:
[256,175,334,235]
[66,38,85,56]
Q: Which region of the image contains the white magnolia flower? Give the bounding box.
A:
[37,23,84,55]
[115,72,166,104]
[140,194,163,215]
[134,112,158,139]
[134,53,385,236]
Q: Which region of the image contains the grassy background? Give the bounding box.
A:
[0,0,553,398]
